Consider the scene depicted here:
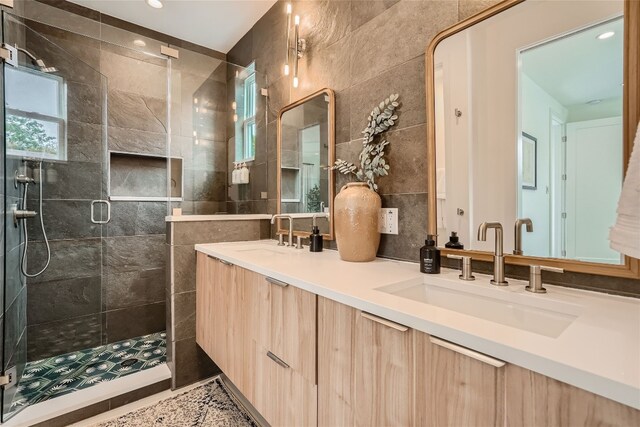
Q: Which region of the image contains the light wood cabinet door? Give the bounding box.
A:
[243,269,316,383]
[506,364,640,427]
[318,297,414,427]
[195,253,242,381]
[195,252,215,358]
[415,332,506,427]
[242,268,317,427]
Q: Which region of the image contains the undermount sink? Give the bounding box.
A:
[376,278,582,338]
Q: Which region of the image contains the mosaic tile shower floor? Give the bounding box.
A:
[9,331,166,414]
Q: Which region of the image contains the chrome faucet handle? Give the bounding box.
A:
[446,254,475,281]
[295,235,304,249]
[276,233,286,246]
[526,265,564,294]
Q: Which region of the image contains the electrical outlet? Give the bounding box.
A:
[261,192,268,199]
[379,208,398,235]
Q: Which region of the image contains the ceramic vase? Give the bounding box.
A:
[334,182,381,262]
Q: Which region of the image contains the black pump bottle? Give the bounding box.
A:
[309,225,323,252]
[444,231,464,250]
[420,235,441,274]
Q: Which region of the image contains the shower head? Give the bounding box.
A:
[15,45,57,73]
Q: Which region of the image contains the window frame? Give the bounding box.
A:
[5,66,67,161]
[235,62,257,163]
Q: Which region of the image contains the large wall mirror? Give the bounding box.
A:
[427,0,640,277]
[277,88,335,239]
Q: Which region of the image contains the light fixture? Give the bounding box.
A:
[597,31,615,40]
[233,113,238,123]
[587,99,602,105]
[232,101,237,110]
[133,39,146,47]
[193,97,198,104]
[283,5,306,88]
[284,3,292,76]
[146,0,163,9]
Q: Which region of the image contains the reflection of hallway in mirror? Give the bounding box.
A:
[565,117,623,264]
[519,14,624,263]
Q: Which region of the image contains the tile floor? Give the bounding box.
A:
[9,332,166,415]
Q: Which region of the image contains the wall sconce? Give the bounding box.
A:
[284,3,306,88]
[232,100,238,123]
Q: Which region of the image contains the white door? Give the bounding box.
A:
[565,116,623,264]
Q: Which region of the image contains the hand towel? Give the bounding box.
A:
[610,121,640,258]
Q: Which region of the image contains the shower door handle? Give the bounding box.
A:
[91,200,111,224]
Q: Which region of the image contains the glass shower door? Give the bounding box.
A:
[1,12,108,421]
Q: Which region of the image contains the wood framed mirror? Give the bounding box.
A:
[426,0,640,278]
[276,88,335,239]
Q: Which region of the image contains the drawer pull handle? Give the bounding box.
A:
[429,336,505,368]
[267,351,290,369]
[218,259,234,266]
[207,255,217,260]
[266,277,289,288]
[361,312,409,332]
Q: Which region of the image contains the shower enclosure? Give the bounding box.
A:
[0,0,267,421]
[0,11,170,422]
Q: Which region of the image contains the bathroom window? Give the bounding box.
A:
[235,62,256,162]
[5,66,67,160]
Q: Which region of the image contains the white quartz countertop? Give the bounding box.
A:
[195,240,640,410]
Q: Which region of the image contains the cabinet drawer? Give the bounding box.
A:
[250,339,317,427]
[243,268,316,384]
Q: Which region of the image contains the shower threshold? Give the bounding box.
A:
[4,332,168,425]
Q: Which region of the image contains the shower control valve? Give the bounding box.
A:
[13,209,37,226]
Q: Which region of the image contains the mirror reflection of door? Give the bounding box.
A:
[518,16,624,264]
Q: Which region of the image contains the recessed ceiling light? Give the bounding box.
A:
[587,99,602,105]
[133,39,146,47]
[146,0,163,9]
[597,31,615,40]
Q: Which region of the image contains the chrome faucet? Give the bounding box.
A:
[271,214,293,247]
[477,222,508,286]
[514,218,533,255]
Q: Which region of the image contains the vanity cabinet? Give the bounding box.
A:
[318,297,415,427]
[195,252,241,376]
[415,333,506,427]
[195,257,317,427]
[505,364,640,426]
[198,255,639,427]
[242,268,317,427]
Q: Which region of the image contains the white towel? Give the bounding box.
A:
[610,121,640,258]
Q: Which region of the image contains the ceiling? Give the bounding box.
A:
[67,0,277,53]
[521,16,623,107]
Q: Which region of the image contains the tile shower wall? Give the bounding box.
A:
[15,0,230,361]
[228,0,640,294]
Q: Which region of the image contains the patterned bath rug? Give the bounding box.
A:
[95,377,258,427]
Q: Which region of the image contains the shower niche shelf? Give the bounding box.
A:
[108,151,183,202]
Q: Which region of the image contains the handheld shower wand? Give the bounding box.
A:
[18,160,51,277]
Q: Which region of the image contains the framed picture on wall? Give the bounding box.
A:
[521,132,537,190]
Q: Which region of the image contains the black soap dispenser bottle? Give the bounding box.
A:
[444,231,464,250]
[420,235,441,274]
[309,225,323,252]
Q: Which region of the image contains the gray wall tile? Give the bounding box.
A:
[28,276,101,325]
[104,268,165,310]
[105,302,165,343]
